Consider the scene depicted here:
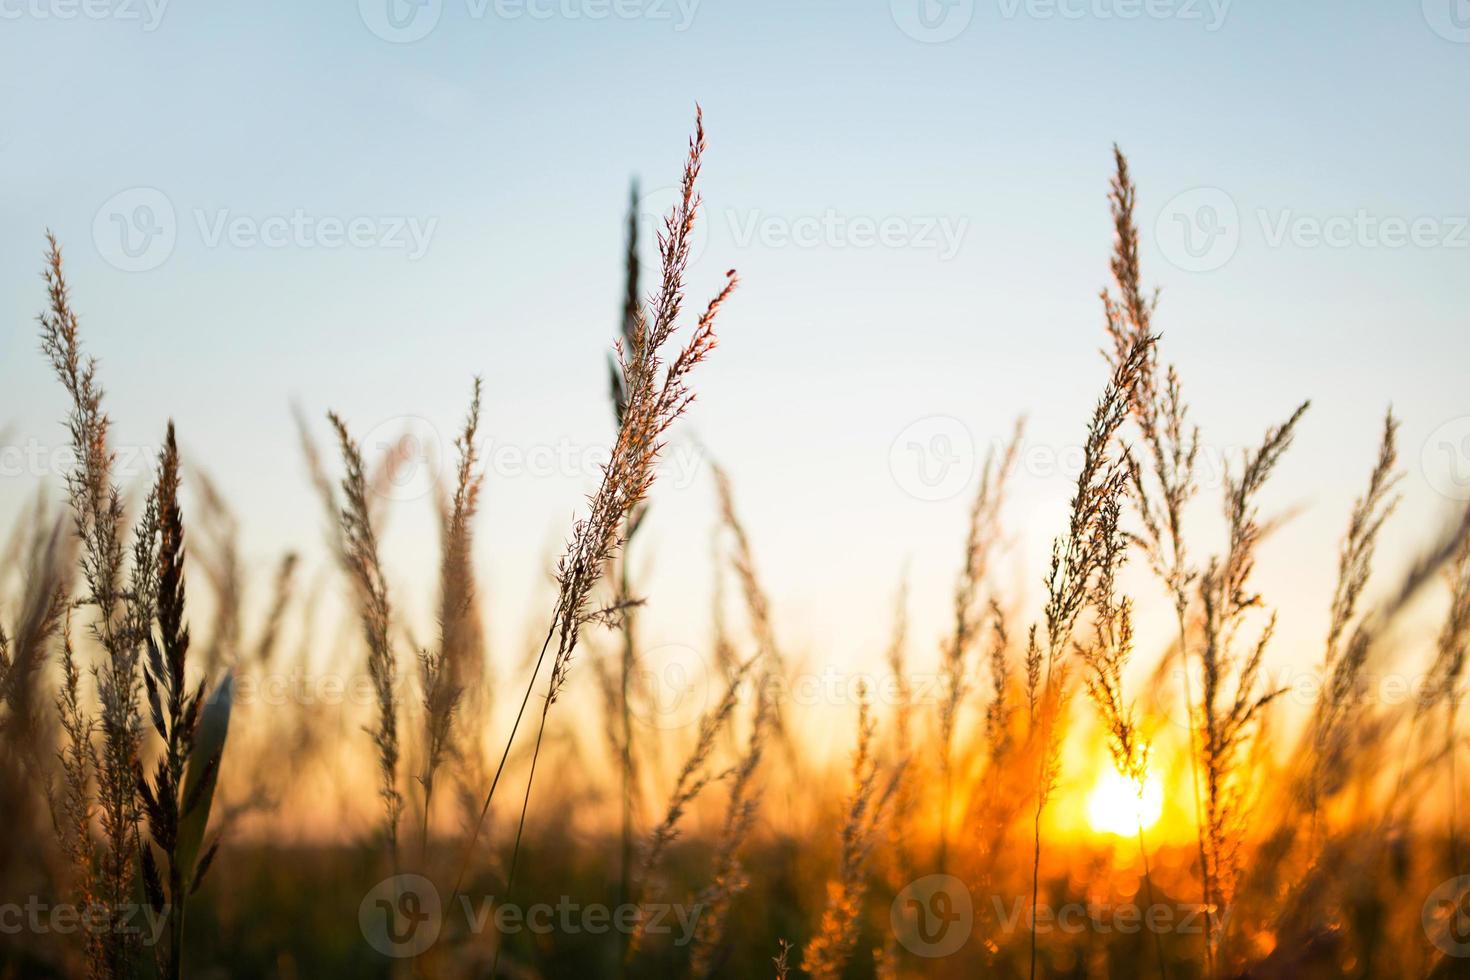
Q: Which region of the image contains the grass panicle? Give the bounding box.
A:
[328,412,401,868]
[804,685,900,980]
[419,377,485,854]
[455,111,735,977]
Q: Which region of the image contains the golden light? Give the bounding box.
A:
[1086,770,1164,837]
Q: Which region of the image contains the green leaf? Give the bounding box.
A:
[175,670,232,885]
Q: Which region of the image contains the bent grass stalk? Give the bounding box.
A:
[1029,330,1152,980]
[444,111,736,974]
[1103,147,1215,968]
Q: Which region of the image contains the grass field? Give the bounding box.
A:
[3,113,1469,980]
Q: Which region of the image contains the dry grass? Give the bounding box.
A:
[3,129,1468,980]
[40,233,156,978]
[328,411,402,869]
[32,239,234,980]
[803,685,900,980]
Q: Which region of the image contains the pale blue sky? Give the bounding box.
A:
[2,2,1468,746]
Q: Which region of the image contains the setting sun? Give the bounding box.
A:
[1087,770,1165,837]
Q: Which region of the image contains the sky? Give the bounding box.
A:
[2,1,1468,759]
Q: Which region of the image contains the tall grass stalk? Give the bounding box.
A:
[418,379,484,857]
[626,659,753,962]
[40,233,162,977]
[1029,330,1151,980]
[938,421,1021,872]
[1075,487,1165,978]
[611,176,645,935]
[1102,147,1213,967]
[328,413,401,870]
[804,684,899,980]
[446,110,734,973]
[136,424,229,980]
[688,692,769,978]
[1197,400,1307,963]
[1309,410,1400,844]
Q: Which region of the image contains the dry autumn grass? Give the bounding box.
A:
[3,113,1470,979]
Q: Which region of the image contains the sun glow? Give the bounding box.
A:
[1086,770,1164,837]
